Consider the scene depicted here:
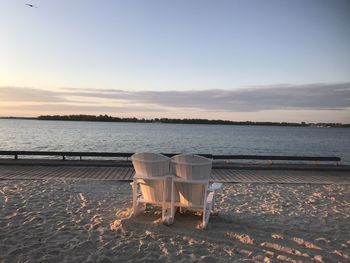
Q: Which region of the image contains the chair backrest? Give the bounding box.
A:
[171,154,212,181]
[171,154,213,206]
[132,152,171,177]
[131,153,171,203]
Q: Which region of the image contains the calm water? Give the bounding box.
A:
[0,119,349,163]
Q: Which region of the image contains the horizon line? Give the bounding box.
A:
[1,115,349,126]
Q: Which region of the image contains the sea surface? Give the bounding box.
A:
[0,119,349,164]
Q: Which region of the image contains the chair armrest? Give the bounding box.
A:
[208,183,223,191]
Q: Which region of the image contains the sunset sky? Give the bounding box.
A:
[1,0,349,122]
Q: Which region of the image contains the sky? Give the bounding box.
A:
[0,0,349,122]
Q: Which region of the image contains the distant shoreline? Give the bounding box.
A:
[1,115,349,128]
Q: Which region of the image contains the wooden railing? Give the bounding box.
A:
[0,151,341,165]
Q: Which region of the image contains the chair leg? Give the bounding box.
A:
[211,190,219,216]
[170,181,175,222]
[212,191,216,212]
[202,185,210,229]
[203,206,209,229]
[132,180,137,215]
[202,201,206,229]
[162,178,168,224]
[132,180,143,216]
[163,177,174,225]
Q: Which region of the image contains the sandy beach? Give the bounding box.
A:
[0,179,349,262]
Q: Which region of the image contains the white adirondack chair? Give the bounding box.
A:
[131,153,172,223]
[170,154,222,229]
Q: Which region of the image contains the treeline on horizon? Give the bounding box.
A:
[22,114,349,127]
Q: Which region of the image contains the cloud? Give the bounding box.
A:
[0,87,67,102]
[1,83,349,112]
[61,83,350,112]
[0,103,165,113]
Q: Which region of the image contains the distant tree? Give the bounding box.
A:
[35,115,349,128]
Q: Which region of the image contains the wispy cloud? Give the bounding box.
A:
[1,83,349,112]
[1,87,68,102]
[59,83,350,111]
[1,103,166,113]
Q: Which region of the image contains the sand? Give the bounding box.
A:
[0,179,349,263]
